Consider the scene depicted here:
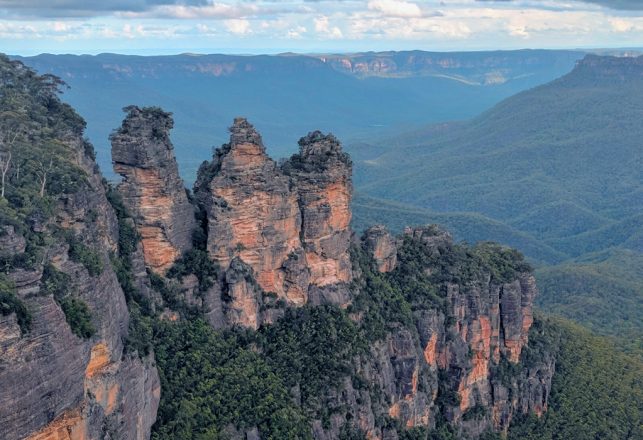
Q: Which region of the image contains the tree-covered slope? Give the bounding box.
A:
[354,55,643,254]
[351,55,643,342]
[509,317,642,440]
[535,249,643,350]
[352,194,567,265]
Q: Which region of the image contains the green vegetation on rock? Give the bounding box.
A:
[0,274,31,333]
[40,263,96,339]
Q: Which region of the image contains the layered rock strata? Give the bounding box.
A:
[194,119,353,327]
[202,118,306,304]
[336,225,551,439]
[111,106,195,274]
[285,132,353,304]
[1,132,159,440]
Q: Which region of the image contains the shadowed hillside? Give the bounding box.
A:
[352,55,643,342]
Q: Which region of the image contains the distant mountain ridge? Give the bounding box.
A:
[316,49,583,83]
[17,49,583,82]
[14,49,583,180]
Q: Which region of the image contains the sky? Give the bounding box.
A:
[1,0,643,55]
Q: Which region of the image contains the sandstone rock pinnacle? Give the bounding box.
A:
[111,106,196,274]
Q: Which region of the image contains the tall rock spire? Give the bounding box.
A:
[284,131,353,304]
[197,118,307,328]
[194,119,355,327]
[111,106,195,273]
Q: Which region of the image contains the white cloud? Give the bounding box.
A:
[314,15,344,38]
[286,25,307,39]
[119,3,261,20]
[225,18,251,35]
[2,0,643,52]
[608,17,643,32]
[367,0,422,18]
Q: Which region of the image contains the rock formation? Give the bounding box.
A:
[362,225,398,273]
[109,112,549,437]
[194,119,353,327]
[202,118,305,302]
[303,225,550,439]
[111,106,195,274]
[1,57,554,440]
[0,122,159,440]
[285,132,353,304]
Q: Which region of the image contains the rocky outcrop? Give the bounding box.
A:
[380,227,546,437]
[285,131,353,305]
[362,225,397,273]
[111,106,195,274]
[0,226,26,257]
[194,119,354,327]
[0,73,159,439]
[300,225,550,440]
[201,118,306,305]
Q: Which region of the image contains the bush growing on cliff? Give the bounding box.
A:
[125,302,154,356]
[166,248,219,293]
[0,274,32,333]
[65,234,104,276]
[106,184,155,354]
[40,263,70,298]
[40,263,96,338]
[349,245,414,340]
[58,296,96,338]
[472,242,531,284]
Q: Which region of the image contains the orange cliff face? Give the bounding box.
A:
[285,131,353,304]
[203,118,307,306]
[379,227,546,436]
[111,106,195,274]
[193,119,355,327]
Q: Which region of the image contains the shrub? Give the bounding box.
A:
[58,296,96,339]
[0,275,32,333]
[40,263,95,339]
[67,235,103,276]
[166,248,219,293]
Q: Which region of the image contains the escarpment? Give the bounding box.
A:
[331,226,551,439]
[111,106,195,274]
[0,58,158,440]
